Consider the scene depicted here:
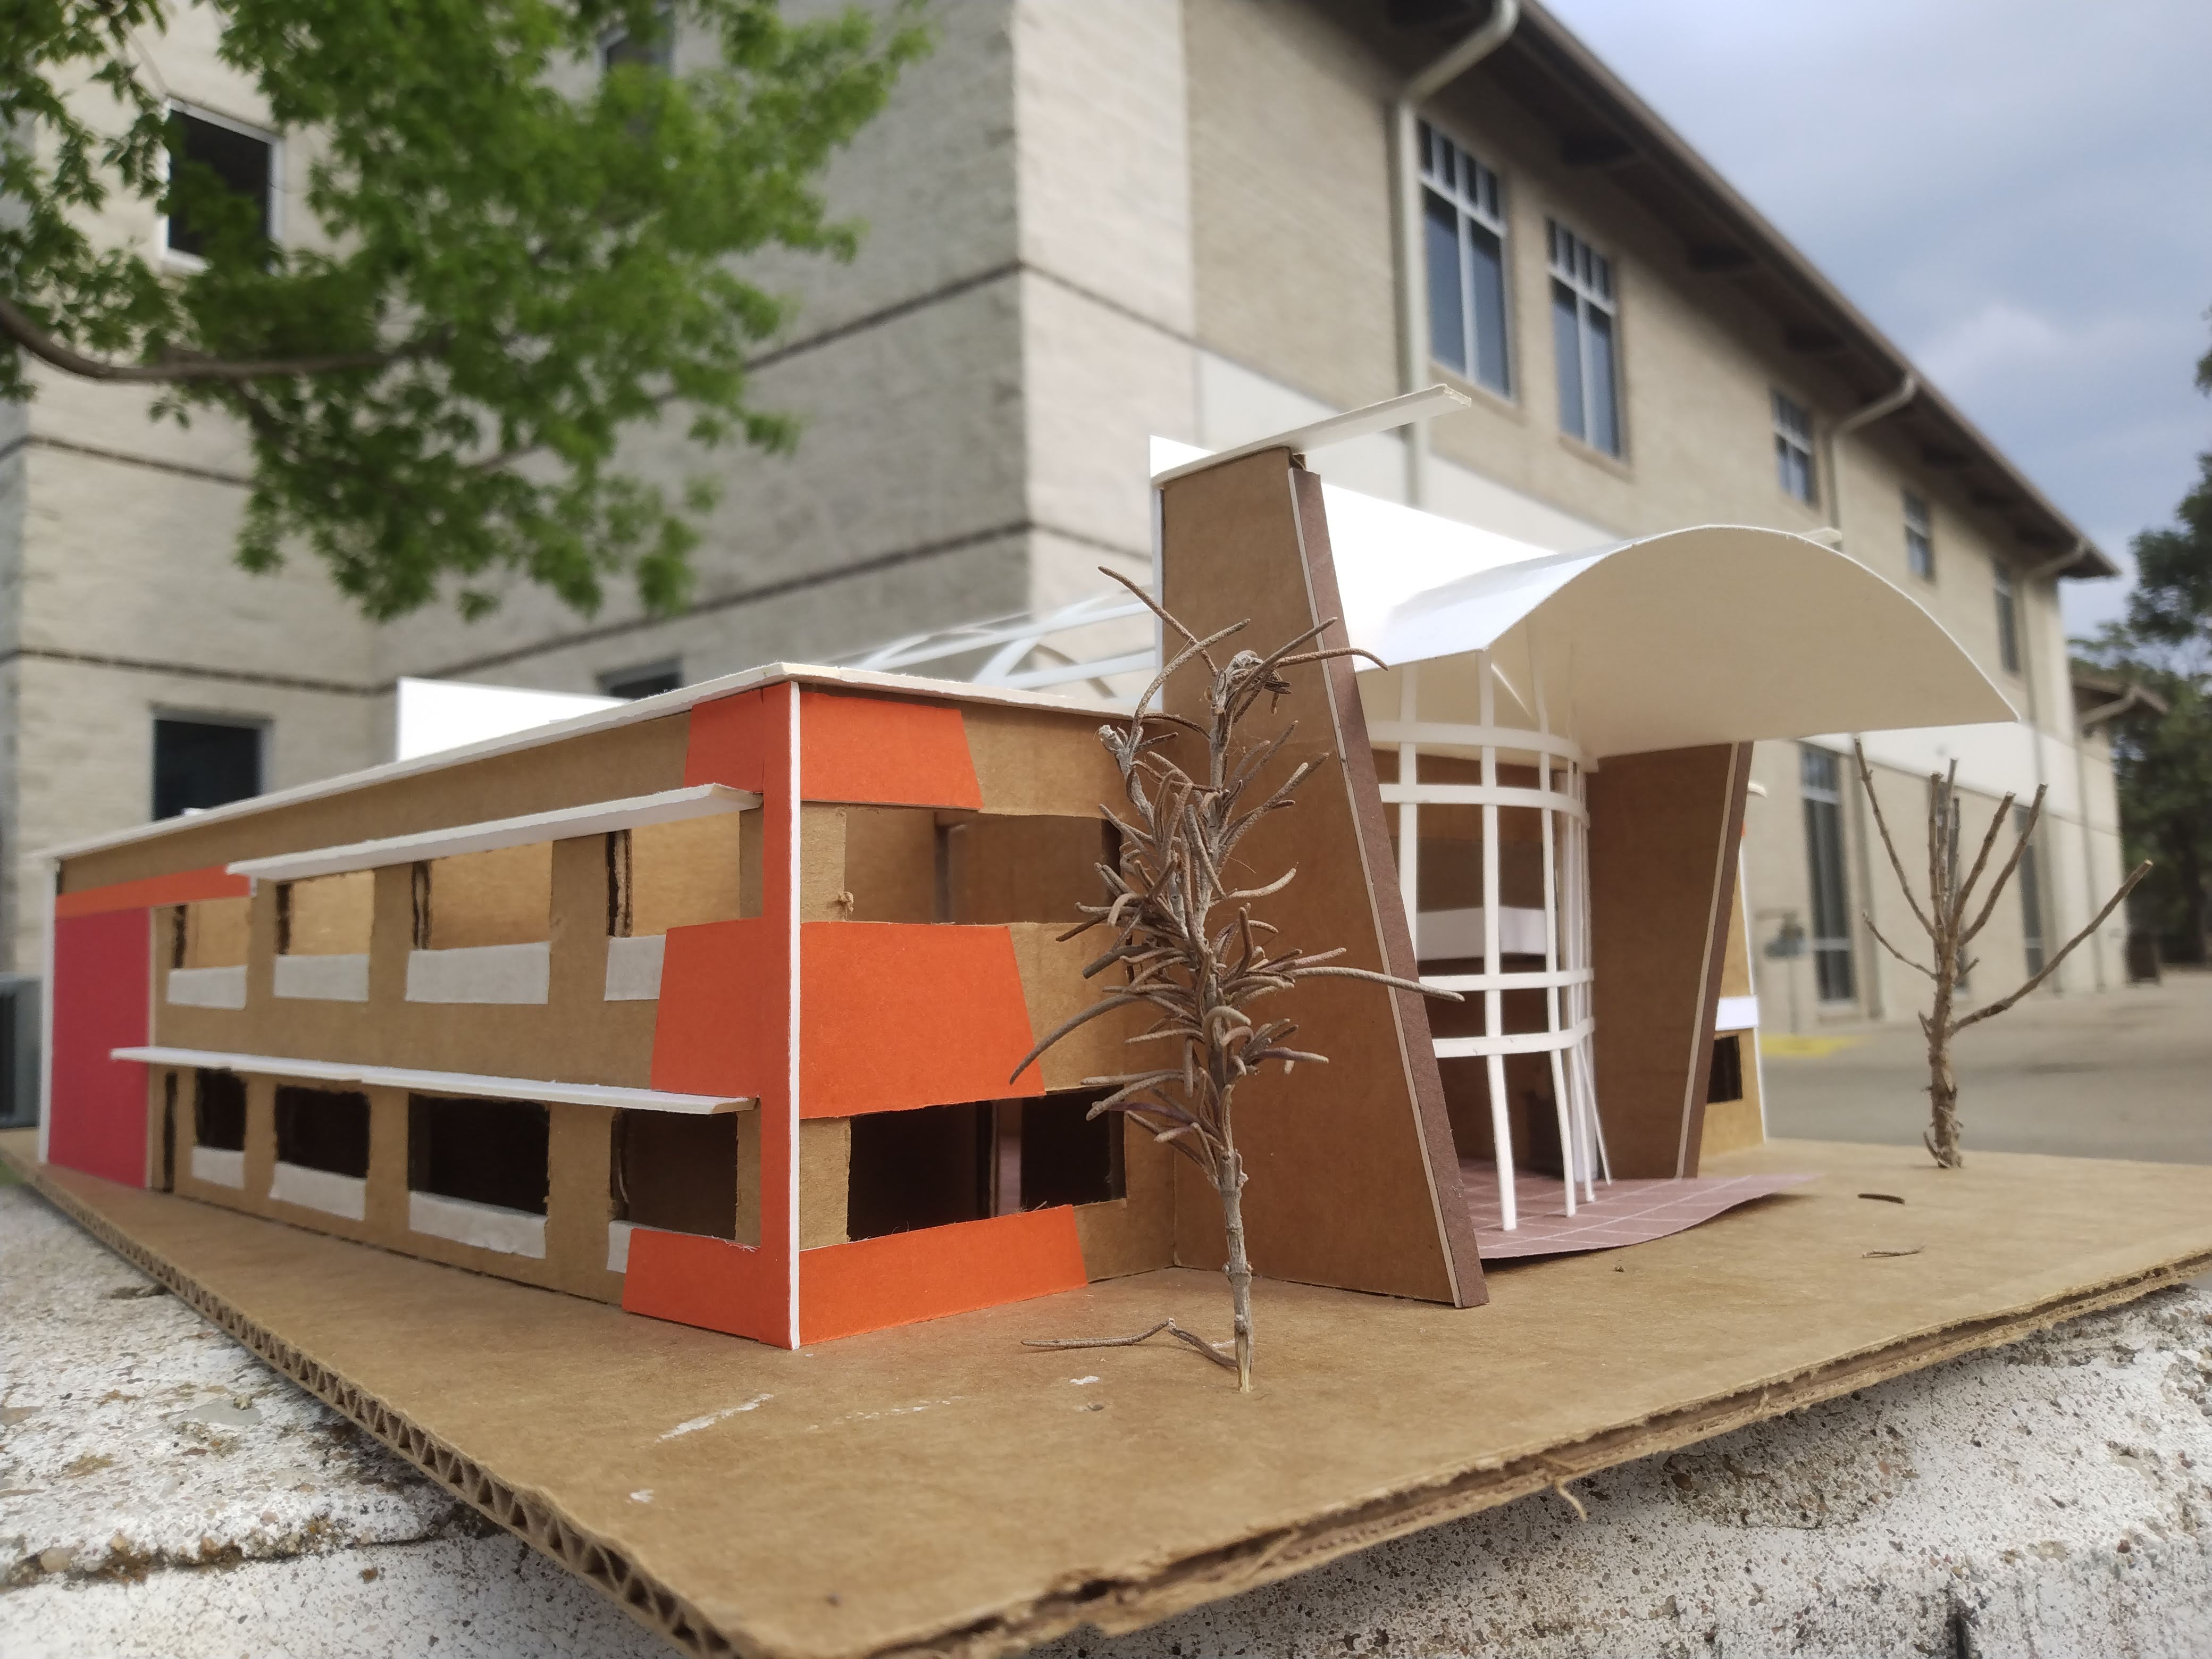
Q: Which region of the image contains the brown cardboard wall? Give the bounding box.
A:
[64,715,693,892]
[962,705,1125,818]
[839,808,940,924]
[800,1118,853,1249]
[1156,453,1482,1308]
[1586,744,1752,1177]
[182,897,253,968]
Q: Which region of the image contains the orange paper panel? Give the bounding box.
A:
[799,923,1043,1117]
[800,690,982,809]
[683,689,773,793]
[649,917,783,1099]
[621,1229,789,1345]
[798,1206,1087,1344]
[55,865,250,919]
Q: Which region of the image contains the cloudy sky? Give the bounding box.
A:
[1543,0,2212,636]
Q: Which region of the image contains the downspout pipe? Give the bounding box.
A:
[1393,0,1520,508]
[1820,373,1914,1023]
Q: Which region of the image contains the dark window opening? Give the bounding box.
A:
[154,717,263,820]
[1800,745,1856,1003]
[275,1085,371,1178]
[599,660,682,700]
[847,1092,1124,1243]
[998,1091,1124,1213]
[847,1102,992,1241]
[164,109,272,259]
[600,9,674,73]
[194,1069,247,1151]
[160,1073,177,1190]
[613,1111,738,1238]
[1706,1034,1744,1104]
[408,1095,549,1214]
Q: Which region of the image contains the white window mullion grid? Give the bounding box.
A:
[1386,659,1601,1231]
[1420,123,1510,396]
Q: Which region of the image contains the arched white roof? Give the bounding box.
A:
[1328,506,2013,760]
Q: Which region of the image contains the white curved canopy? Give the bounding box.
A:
[1340,517,2015,760]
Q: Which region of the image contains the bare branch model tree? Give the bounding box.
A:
[1010,571,1454,1393]
[1853,741,2149,1168]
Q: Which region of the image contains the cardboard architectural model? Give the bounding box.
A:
[37,400,2013,1346]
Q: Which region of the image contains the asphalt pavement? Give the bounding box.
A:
[1761,965,2211,1167]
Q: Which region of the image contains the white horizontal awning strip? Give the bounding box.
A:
[111,1045,750,1115]
[227,783,760,883]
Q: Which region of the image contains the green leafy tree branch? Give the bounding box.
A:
[2,0,928,620]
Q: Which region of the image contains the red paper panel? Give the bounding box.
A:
[47,908,153,1186]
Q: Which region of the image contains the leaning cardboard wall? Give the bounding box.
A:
[1155,449,1485,1308]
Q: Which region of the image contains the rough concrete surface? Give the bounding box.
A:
[4,1175,2211,1658]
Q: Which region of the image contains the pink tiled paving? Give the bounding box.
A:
[1461,1159,1815,1259]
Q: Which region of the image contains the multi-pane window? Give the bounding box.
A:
[1993,562,2021,674]
[1548,221,1621,456]
[163,107,275,262]
[1799,746,1855,1004]
[1419,122,1511,397]
[2016,804,2046,976]
[1772,391,1816,505]
[1904,491,1935,581]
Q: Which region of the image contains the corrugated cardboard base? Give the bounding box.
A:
[7,1128,2209,1659]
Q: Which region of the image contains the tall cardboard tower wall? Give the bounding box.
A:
[1156,449,1487,1310]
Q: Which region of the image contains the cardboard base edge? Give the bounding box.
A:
[5,1130,2209,1659]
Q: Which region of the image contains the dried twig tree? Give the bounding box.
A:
[1853,740,2150,1168]
[1010,571,1453,1392]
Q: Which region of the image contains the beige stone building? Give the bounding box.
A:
[2,0,2126,1034]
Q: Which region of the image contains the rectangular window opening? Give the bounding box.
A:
[1993,563,2021,675]
[611,1110,740,1238]
[1904,490,1934,581]
[1773,391,1816,505]
[407,1095,549,1216]
[2016,804,2046,976]
[153,716,263,820]
[274,1085,371,1179]
[194,1068,247,1151]
[611,811,752,937]
[416,842,552,950]
[1799,745,1856,1003]
[598,659,682,700]
[173,896,253,969]
[163,107,274,262]
[1419,122,1511,396]
[941,814,1118,926]
[1548,219,1620,455]
[1706,1034,1745,1104]
[846,1092,1126,1244]
[278,870,374,955]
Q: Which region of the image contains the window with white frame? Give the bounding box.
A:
[1419,122,1511,397]
[1548,221,1621,456]
[163,106,276,264]
[1993,561,2021,675]
[1904,490,1935,581]
[1772,391,1816,505]
[1799,746,1855,1004]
